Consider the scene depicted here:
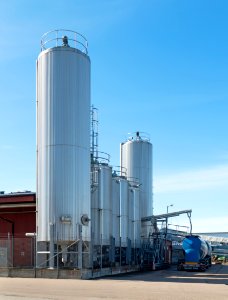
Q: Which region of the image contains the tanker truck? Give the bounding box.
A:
[177,235,212,271]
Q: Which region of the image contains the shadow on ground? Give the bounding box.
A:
[100,264,228,285]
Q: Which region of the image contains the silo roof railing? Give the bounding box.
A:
[126,131,150,142]
[41,29,88,54]
[112,166,127,177]
[127,177,140,187]
[91,151,110,165]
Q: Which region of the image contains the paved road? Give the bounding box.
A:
[0,264,227,300]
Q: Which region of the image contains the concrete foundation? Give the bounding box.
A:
[0,265,140,280]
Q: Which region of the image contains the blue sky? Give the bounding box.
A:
[0,0,227,232]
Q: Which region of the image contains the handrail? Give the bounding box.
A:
[127,177,140,187]
[126,131,150,142]
[40,29,88,54]
[91,151,110,164]
[112,166,127,177]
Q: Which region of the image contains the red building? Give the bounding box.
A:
[0,192,36,267]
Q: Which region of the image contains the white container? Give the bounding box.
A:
[37,30,91,242]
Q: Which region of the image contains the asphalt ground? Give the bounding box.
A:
[0,264,227,300]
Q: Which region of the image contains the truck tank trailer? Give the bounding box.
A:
[177,235,212,271]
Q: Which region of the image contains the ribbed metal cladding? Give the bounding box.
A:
[37,46,91,242]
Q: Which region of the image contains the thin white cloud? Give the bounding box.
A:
[192,216,228,233]
[154,164,228,193]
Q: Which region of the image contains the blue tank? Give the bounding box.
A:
[177,235,212,271]
[182,235,208,263]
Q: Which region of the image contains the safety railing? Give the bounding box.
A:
[41,29,88,54]
[126,131,150,142]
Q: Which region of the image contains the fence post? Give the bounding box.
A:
[7,232,10,267]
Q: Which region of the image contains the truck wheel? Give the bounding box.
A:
[177,265,183,271]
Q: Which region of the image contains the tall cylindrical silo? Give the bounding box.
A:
[36,30,91,246]
[112,177,120,247]
[91,163,100,245]
[120,132,153,239]
[128,187,134,245]
[129,185,140,248]
[119,178,129,247]
[98,164,112,246]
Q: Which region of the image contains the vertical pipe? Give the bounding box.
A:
[57,243,59,276]
[90,230,94,272]
[120,237,122,271]
[35,228,38,270]
[78,224,82,269]
[100,233,103,271]
[119,179,121,271]
[11,233,14,267]
[7,232,10,267]
[49,223,54,269]
[120,144,123,176]
[34,235,36,277]
[31,237,33,267]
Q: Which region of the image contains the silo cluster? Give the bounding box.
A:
[90,131,153,267]
[36,30,153,269]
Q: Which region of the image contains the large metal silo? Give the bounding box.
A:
[120,132,153,238]
[37,30,91,246]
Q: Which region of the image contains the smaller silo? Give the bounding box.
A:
[98,163,113,246]
[112,177,120,247]
[120,132,153,239]
[91,163,100,245]
[130,185,141,248]
[128,188,134,245]
[119,177,129,247]
[128,177,141,249]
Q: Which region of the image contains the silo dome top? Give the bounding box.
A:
[41,29,88,54]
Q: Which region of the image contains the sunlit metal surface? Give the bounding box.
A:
[37,40,91,242]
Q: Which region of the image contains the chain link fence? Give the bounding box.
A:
[0,235,35,268]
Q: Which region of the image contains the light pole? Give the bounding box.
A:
[166,204,173,236]
[166,204,173,214]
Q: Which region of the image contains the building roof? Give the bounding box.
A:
[0,192,36,208]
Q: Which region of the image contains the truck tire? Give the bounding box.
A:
[177,265,183,271]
